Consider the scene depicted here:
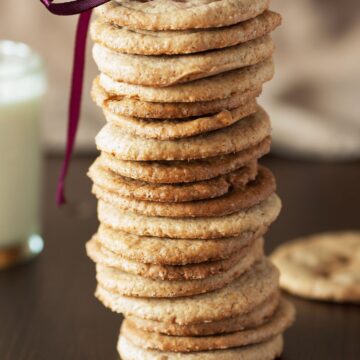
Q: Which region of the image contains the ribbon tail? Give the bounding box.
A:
[56,10,92,206]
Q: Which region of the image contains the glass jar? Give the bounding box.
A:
[0,40,46,269]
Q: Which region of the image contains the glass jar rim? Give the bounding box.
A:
[0,40,46,105]
[0,40,44,80]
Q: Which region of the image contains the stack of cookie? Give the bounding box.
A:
[86,0,295,358]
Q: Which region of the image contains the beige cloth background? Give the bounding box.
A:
[1,0,359,158]
[265,0,360,160]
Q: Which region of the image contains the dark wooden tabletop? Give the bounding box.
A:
[0,154,359,360]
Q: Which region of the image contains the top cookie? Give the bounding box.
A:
[91,11,281,55]
[96,0,270,31]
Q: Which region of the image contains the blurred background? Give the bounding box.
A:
[1,0,359,159]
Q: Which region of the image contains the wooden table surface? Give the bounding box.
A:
[0,154,359,360]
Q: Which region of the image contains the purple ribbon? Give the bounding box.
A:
[40,0,109,205]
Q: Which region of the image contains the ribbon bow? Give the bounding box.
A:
[40,0,109,205]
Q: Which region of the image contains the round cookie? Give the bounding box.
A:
[88,158,257,203]
[96,0,270,31]
[92,78,261,119]
[271,231,360,303]
[98,59,273,103]
[86,236,264,280]
[98,193,281,239]
[95,240,263,298]
[102,101,258,140]
[90,10,281,55]
[128,292,279,336]
[92,35,274,86]
[118,334,284,360]
[92,166,276,218]
[95,259,280,324]
[96,224,267,265]
[95,108,271,161]
[100,136,271,184]
[121,299,295,352]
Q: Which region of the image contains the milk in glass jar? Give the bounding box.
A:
[0,41,46,268]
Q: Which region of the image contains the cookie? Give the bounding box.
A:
[128,292,279,336]
[98,59,273,102]
[121,299,295,352]
[118,334,284,360]
[96,0,270,31]
[96,224,267,265]
[92,166,275,218]
[92,35,274,86]
[271,231,360,303]
[95,259,279,324]
[95,108,271,161]
[100,136,271,184]
[90,11,281,55]
[87,236,264,280]
[95,240,263,297]
[89,158,257,203]
[92,78,261,119]
[102,101,258,140]
[98,193,281,239]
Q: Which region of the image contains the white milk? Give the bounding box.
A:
[0,41,46,249]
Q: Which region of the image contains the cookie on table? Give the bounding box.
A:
[100,137,271,184]
[118,334,284,360]
[121,299,295,352]
[86,236,264,280]
[91,10,281,55]
[96,0,270,31]
[88,159,257,202]
[271,231,360,303]
[96,259,279,324]
[97,59,273,103]
[97,193,281,239]
[92,35,274,86]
